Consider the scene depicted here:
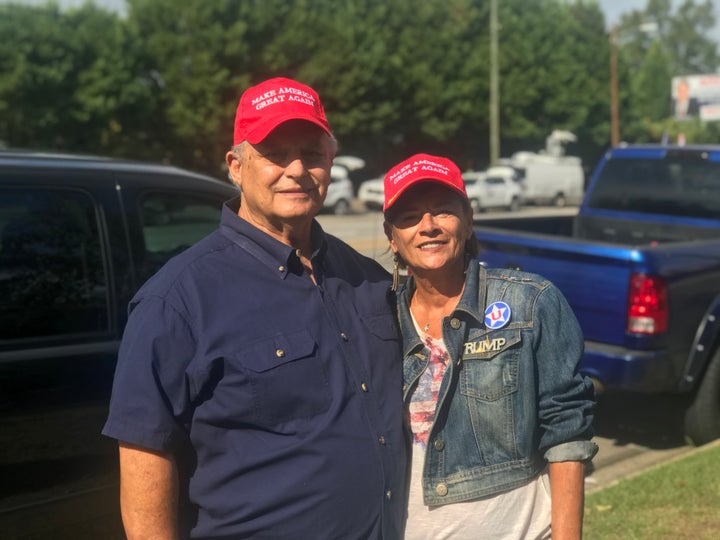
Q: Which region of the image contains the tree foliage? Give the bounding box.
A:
[617,0,719,144]
[0,0,718,176]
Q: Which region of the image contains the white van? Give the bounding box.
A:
[506,152,584,207]
[497,130,585,207]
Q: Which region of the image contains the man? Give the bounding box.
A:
[103,77,408,539]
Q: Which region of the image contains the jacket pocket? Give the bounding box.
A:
[459,329,520,401]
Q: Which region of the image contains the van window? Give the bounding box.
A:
[0,188,108,340]
[138,192,222,279]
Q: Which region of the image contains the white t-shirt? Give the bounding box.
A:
[405,324,552,540]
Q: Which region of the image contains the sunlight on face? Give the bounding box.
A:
[387,183,473,274]
[234,120,333,232]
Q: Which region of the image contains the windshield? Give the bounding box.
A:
[586,157,720,219]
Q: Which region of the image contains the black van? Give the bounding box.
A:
[0,151,237,538]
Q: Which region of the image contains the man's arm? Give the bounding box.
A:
[549,460,586,540]
[118,441,180,540]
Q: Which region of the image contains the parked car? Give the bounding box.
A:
[0,150,237,537]
[357,175,385,211]
[462,169,523,212]
[323,164,354,215]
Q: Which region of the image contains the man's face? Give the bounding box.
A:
[230,120,333,232]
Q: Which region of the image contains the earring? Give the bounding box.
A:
[391,253,400,292]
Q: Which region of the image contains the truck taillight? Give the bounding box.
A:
[627,273,668,334]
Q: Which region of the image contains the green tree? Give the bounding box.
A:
[495,0,609,156]
[0,3,153,156]
[126,0,251,174]
[616,0,719,143]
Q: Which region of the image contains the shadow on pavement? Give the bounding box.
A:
[592,389,692,449]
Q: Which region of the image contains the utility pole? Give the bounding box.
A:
[610,26,620,147]
[489,0,499,164]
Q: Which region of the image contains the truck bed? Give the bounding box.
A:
[473,212,720,390]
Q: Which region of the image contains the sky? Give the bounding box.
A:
[5,0,720,42]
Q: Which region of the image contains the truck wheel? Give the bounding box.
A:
[508,197,520,212]
[553,193,566,207]
[684,347,720,446]
[470,198,482,213]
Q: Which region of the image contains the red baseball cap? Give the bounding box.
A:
[383,153,468,212]
[233,77,331,145]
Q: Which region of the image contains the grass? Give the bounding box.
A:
[584,442,720,539]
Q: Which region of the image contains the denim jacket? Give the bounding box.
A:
[399,260,598,506]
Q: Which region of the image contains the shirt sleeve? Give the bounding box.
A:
[533,283,599,463]
[102,294,196,453]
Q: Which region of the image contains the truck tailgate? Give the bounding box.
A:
[475,227,639,346]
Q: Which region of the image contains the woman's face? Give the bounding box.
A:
[385,183,473,274]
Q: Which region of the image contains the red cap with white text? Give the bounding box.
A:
[233,77,331,145]
[383,153,467,212]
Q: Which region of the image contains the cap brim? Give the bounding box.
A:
[244,114,331,144]
[384,179,467,213]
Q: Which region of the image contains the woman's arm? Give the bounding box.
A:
[118,441,180,540]
[549,460,586,540]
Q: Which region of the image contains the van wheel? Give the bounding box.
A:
[508,197,520,212]
[684,347,720,446]
[553,193,566,207]
[333,199,351,215]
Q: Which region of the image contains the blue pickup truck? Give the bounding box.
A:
[474,145,720,445]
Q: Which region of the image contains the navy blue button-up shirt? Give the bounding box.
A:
[103,198,407,539]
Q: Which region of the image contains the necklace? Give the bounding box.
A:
[411,284,466,335]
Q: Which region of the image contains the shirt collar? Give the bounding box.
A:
[219,197,328,280]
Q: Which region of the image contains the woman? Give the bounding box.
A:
[383,154,597,540]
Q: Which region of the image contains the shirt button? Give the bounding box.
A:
[450,317,461,329]
[340,332,349,341]
[275,349,285,358]
[378,436,386,445]
[278,265,285,272]
[433,439,445,451]
[435,483,448,497]
[385,490,392,500]
[361,383,369,392]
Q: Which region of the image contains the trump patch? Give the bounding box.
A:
[484,301,511,330]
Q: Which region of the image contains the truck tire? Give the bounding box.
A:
[509,197,520,212]
[553,193,567,207]
[470,198,482,213]
[684,346,720,446]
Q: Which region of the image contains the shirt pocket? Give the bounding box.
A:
[233,329,331,425]
[361,313,400,341]
[460,329,521,402]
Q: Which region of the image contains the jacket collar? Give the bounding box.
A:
[397,258,487,356]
